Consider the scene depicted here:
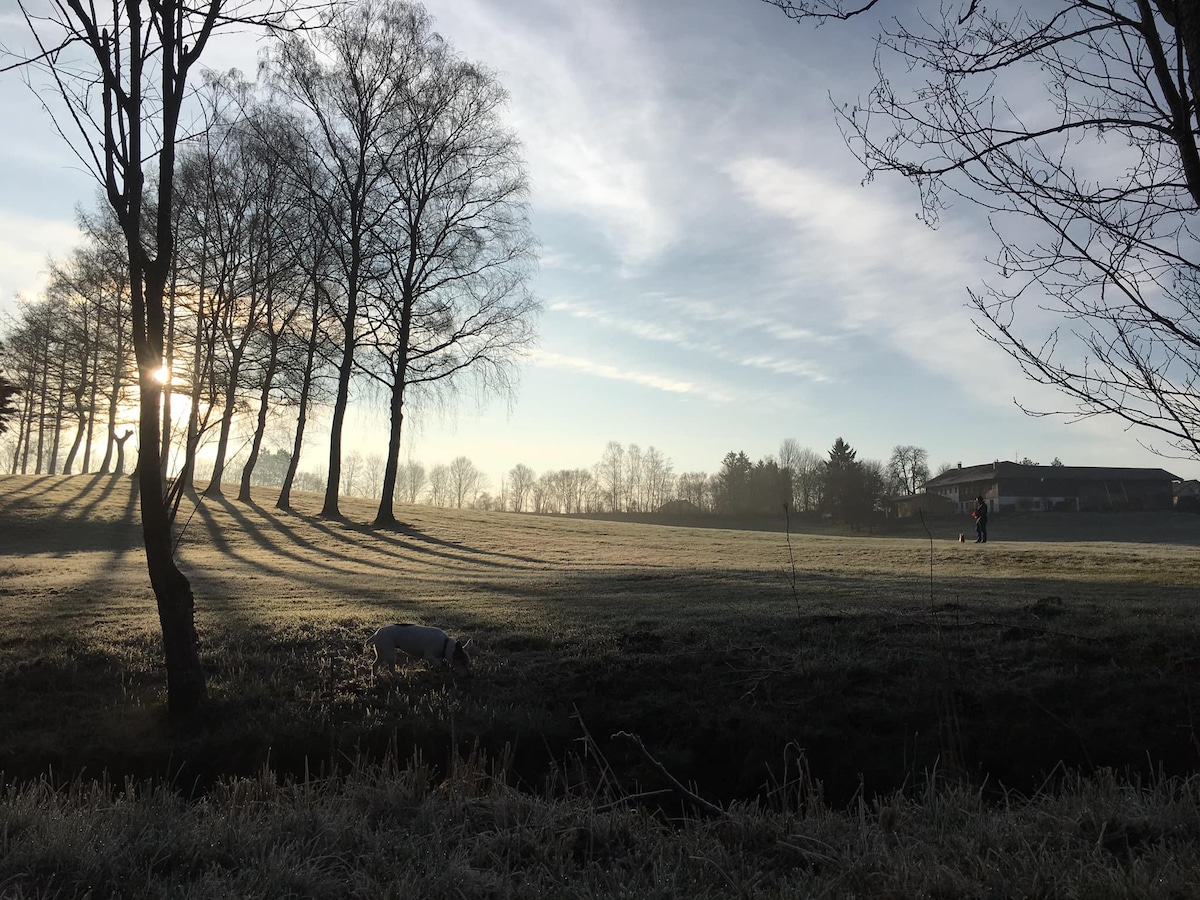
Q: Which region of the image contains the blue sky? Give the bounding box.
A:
[3,0,1198,490]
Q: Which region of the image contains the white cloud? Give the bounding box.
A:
[530,348,731,403]
[722,156,1072,408]
[548,297,836,384]
[423,0,677,268]
[655,294,835,345]
[726,156,983,335]
[0,215,81,306]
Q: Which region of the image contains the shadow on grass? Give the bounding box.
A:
[0,474,141,557]
[5,476,1200,809]
[5,571,1200,810]
[179,495,546,592]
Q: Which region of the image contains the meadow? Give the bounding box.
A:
[3,472,1200,897]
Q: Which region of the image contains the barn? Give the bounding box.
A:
[924,461,1179,514]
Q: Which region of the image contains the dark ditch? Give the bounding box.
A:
[4,647,1200,811]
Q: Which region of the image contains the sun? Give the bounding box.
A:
[151,365,171,385]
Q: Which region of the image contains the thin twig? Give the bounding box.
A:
[783,502,802,619]
[609,731,726,818]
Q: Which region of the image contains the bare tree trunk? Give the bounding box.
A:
[322,299,355,518]
[135,356,205,716]
[374,373,406,526]
[114,430,133,475]
[238,348,279,503]
[82,299,103,473]
[34,342,50,475]
[63,387,87,473]
[182,262,209,493]
[160,261,179,479]
[14,389,33,474]
[99,377,119,473]
[278,286,321,511]
[48,339,69,474]
[374,289,412,527]
[205,342,244,497]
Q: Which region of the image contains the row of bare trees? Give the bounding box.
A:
[5,0,537,715]
[2,0,538,522]
[1,212,136,477]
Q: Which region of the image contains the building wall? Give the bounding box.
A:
[932,475,1175,513]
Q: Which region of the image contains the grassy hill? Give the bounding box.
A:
[3,472,1200,897]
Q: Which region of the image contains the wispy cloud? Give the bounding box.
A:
[726,156,984,336]
[549,296,836,383]
[722,157,1062,401]
[426,0,677,268]
[0,215,81,303]
[530,348,732,403]
[654,294,835,345]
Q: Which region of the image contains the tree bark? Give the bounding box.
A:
[136,288,206,718]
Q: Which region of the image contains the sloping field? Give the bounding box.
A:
[7,474,1200,897]
[2,471,1200,806]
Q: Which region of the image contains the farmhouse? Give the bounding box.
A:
[924,461,1179,514]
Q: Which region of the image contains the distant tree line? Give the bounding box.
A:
[219,438,945,524]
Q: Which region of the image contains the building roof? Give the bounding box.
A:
[925,461,1180,489]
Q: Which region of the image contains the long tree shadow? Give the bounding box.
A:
[0,474,73,516]
[185,496,396,586]
[1,476,142,558]
[293,511,539,571]
[232,492,547,571]
[368,518,547,566]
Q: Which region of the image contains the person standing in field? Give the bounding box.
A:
[972,495,988,543]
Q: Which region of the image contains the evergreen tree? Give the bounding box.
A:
[824,437,863,522]
[715,451,753,514]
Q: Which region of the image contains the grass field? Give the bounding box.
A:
[4,472,1200,897]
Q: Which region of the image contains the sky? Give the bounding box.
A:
[3,0,1198,493]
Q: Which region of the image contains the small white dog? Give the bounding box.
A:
[366,623,474,680]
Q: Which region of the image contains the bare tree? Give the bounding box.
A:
[448,455,483,508]
[75,207,137,475]
[9,0,311,715]
[5,298,64,474]
[357,4,539,528]
[43,245,107,474]
[507,462,535,512]
[427,462,450,506]
[769,0,1200,461]
[642,446,674,510]
[264,0,430,519]
[270,129,340,511]
[596,440,626,512]
[231,103,311,503]
[776,437,804,508]
[531,471,551,513]
[676,470,711,511]
[362,453,385,498]
[178,89,275,498]
[887,444,929,495]
[561,468,594,513]
[625,443,645,511]
[396,457,427,503]
[343,450,363,497]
